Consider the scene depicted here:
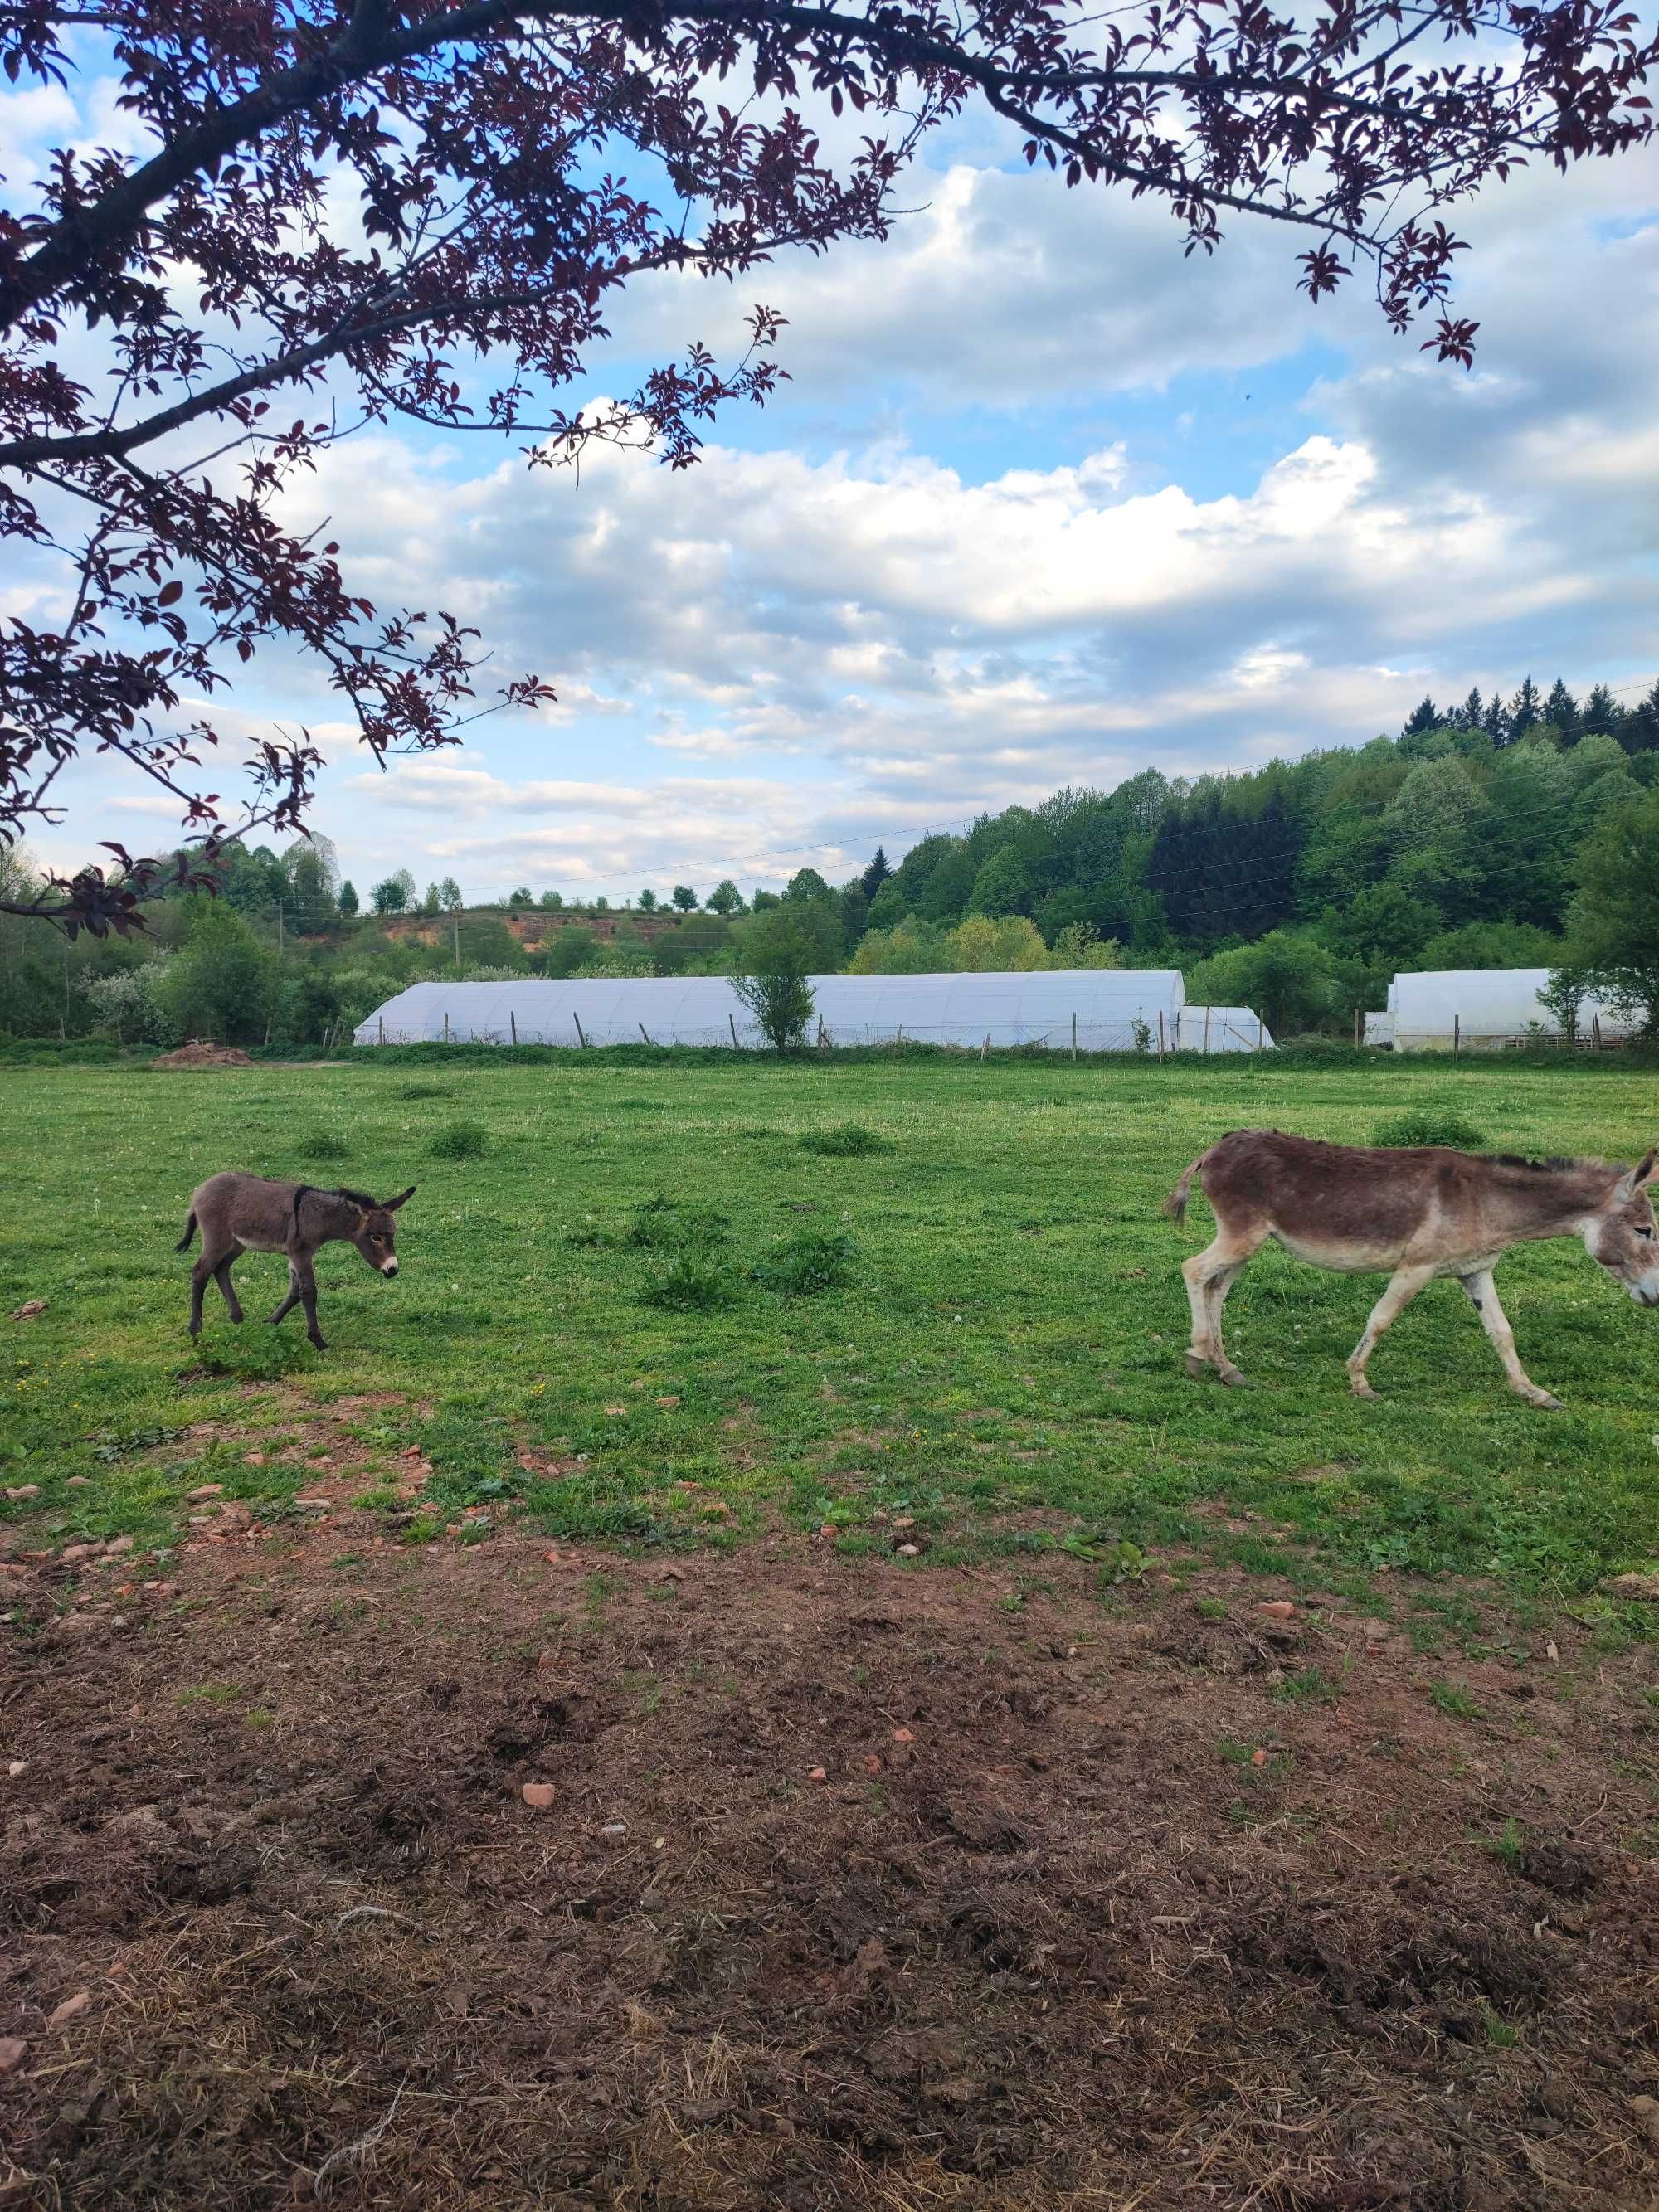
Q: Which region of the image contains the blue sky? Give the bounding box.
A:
[6,61,1658,906]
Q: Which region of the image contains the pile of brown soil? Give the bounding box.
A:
[150,1043,255,1069]
[2,1539,1657,2210]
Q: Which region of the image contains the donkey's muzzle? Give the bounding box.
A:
[381,1259,400,1277]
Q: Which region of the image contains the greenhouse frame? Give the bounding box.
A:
[353,970,1206,1052]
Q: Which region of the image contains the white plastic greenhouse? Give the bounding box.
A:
[1379,970,1634,1052]
[353,970,1197,1052]
[1174,1005,1272,1053]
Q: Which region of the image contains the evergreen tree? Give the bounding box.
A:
[1623,681,1659,756]
[1543,678,1579,741]
[859,846,893,901]
[1481,691,1512,746]
[338,879,359,917]
[1401,696,1440,737]
[1450,687,1483,732]
[1582,683,1622,738]
[1509,675,1542,739]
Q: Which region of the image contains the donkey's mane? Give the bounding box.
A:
[330,1186,379,1209]
[1489,1153,1588,1173]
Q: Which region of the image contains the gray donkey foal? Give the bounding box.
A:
[178,1174,415,1349]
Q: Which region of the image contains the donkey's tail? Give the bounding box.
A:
[175,1211,198,1252]
[1161,1154,1208,1226]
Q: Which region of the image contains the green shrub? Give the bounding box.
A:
[1372,1109,1487,1150]
[800,1121,890,1156]
[397,1082,452,1101]
[426,1121,489,1160]
[641,1250,736,1310]
[750,1229,858,1297]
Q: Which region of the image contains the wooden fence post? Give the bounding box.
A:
[1257,1016,1263,1053]
[981,1033,990,1062]
[573,1012,586,1049]
[1353,1006,1360,1049]
[509,1010,518,1046]
[896,1023,903,1048]
[1593,1014,1603,1053]
[378,1015,385,1045]
[1453,1014,1460,1055]
[1203,1005,1211,1057]
[1072,1012,1078,1062]
[639,1023,652,1046]
[729,1011,739,1049]
[1157,1009,1165,1062]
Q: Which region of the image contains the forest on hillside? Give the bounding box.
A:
[4,676,1658,1047]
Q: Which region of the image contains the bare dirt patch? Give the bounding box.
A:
[3,1545,1657,2210]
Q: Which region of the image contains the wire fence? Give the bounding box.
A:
[1374,1019,1632,1054]
[353,1014,1267,1055]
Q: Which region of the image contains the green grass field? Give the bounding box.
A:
[4,1048,1659,1613]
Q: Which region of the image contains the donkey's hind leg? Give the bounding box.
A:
[1346,1263,1437,1398]
[214,1245,245,1323]
[189,1234,231,1339]
[1182,1229,1265,1386]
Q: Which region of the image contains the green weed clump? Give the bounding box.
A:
[297,1128,351,1161]
[626,1195,730,1251]
[642,1252,736,1311]
[426,1121,489,1160]
[749,1229,858,1297]
[1372,1109,1487,1150]
[800,1122,890,1157]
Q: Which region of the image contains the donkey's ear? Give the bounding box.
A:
[1618,1150,1657,1202]
[383,1186,416,1212]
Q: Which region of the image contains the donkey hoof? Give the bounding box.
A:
[1529,1390,1564,1412]
[309,1336,328,1353]
[1184,1350,1208,1379]
[1350,1378,1380,1401]
[1217,1364,1249,1388]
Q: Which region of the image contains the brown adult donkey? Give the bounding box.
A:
[1165,1130,1659,1408]
[178,1174,415,1350]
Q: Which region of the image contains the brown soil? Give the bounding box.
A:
[3,1540,1658,2211]
[150,1043,255,1069]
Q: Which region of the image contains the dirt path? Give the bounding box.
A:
[3,1538,1658,2210]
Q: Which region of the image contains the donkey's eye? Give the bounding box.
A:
[1640,1226,1655,1242]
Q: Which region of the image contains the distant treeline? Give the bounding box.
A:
[3,673,1657,1047]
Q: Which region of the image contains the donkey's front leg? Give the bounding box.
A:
[1459,1269,1562,1410]
[1346,1264,1436,1398]
[270,1262,301,1330]
[294,1257,327,1351]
